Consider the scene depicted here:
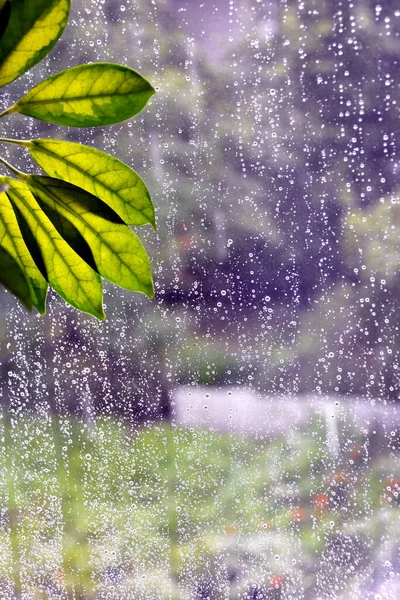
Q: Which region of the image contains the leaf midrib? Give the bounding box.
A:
[20,90,150,106]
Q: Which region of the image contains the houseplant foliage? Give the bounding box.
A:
[0,0,156,320]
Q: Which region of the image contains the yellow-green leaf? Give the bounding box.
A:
[7,63,156,126]
[3,177,105,320]
[0,0,70,88]
[0,185,47,313]
[27,176,154,298]
[0,245,32,310]
[23,138,155,228]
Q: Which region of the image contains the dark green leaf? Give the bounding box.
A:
[8,63,155,126]
[0,1,11,42]
[22,138,155,228]
[0,245,32,310]
[0,0,70,88]
[27,176,154,297]
[3,177,105,320]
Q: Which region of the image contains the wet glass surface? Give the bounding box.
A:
[0,0,400,598]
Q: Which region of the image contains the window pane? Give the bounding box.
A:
[0,0,399,598]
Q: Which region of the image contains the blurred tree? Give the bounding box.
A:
[2,0,400,417]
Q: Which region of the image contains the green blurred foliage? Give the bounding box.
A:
[0,417,398,598]
[1,0,400,413]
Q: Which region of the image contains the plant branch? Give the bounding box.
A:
[0,105,17,120]
[0,155,27,179]
[0,137,29,147]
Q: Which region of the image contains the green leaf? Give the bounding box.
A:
[0,0,70,88]
[0,186,47,313]
[23,138,155,228]
[3,177,105,320]
[8,63,156,126]
[0,1,11,42]
[0,246,32,310]
[26,176,154,298]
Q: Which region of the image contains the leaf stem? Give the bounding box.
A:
[0,137,29,147]
[0,105,17,120]
[0,156,27,179]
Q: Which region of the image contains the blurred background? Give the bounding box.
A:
[0,0,400,598]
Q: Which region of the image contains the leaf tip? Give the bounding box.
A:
[145,283,155,300]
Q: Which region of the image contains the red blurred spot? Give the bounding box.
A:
[259,519,272,531]
[330,471,349,486]
[313,493,329,511]
[268,575,284,588]
[387,478,400,492]
[290,507,306,523]
[223,523,237,536]
[349,444,365,461]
